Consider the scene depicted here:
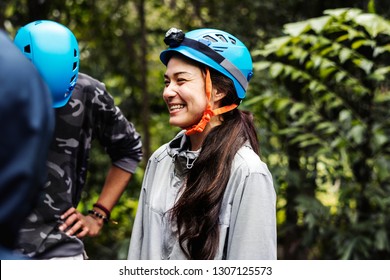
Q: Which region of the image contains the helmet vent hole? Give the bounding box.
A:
[216,34,227,42]
[74,49,77,57]
[24,45,31,53]
[228,37,236,44]
[203,35,217,43]
[73,62,77,70]
[213,48,225,53]
[70,75,76,83]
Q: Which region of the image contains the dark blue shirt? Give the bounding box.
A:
[0,30,54,260]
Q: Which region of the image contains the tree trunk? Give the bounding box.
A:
[138,0,150,160]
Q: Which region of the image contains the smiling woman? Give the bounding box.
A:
[127,27,277,260]
[163,55,208,133]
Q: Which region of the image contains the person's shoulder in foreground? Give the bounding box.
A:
[0,29,54,260]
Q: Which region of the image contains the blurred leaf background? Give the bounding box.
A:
[2,0,390,259]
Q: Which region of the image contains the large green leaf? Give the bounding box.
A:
[355,13,390,37]
[256,7,390,260]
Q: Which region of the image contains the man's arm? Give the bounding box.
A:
[59,165,132,237]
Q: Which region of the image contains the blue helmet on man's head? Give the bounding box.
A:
[160,28,253,99]
[14,20,79,108]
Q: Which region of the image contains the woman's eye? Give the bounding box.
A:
[177,78,186,83]
[164,80,170,87]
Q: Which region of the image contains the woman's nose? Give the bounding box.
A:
[163,83,177,98]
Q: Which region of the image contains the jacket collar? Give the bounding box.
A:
[167,131,200,177]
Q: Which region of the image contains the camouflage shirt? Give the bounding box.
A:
[17,73,142,259]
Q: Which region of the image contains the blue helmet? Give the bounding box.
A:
[160,28,253,99]
[14,20,79,108]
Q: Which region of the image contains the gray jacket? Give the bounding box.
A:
[128,131,277,260]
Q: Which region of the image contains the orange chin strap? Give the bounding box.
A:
[185,68,237,136]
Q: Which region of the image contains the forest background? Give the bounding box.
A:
[1,0,390,260]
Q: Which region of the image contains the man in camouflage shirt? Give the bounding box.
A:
[17,72,142,259]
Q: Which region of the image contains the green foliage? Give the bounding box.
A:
[3,0,390,260]
[253,8,390,259]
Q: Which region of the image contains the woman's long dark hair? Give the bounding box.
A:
[170,68,259,259]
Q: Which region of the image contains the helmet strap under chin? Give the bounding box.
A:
[185,68,237,136]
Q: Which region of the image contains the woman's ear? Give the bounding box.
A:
[212,89,227,103]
